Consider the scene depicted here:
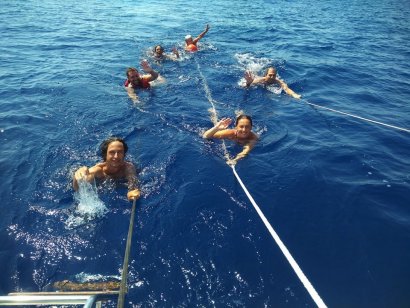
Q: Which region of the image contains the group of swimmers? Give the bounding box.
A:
[73,24,301,201]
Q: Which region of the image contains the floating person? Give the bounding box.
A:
[73,137,141,201]
[124,60,159,102]
[244,67,301,99]
[203,114,258,165]
[152,45,180,61]
[185,24,210,52]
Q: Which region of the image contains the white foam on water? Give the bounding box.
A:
[75,272,120,282]
[234,52,271,73]
[65,179,108,229]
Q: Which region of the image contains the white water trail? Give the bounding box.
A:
[66,179,107,229]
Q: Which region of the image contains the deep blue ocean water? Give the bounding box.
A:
[1,0,409,307]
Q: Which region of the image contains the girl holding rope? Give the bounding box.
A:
[203,114,258,165]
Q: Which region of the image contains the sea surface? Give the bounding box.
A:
[1,0,409,307]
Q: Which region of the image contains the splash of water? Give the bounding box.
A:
[234,52,272,73]
[65,179,107,229]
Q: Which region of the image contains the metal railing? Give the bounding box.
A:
[0,291,119,307]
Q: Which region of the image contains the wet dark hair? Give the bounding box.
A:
[100,137,128,161]
[235,114,253,127]
[154,45,164,53]
[265,67,277,76]
[126,67,138,78]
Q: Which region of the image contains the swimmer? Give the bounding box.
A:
[152,45,179,61]
[124,60,159,102]
[73,137,141,201]
[244,67,301,99]
[203,115,258,165]
[185,24,210,52]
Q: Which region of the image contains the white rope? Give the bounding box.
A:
[231,165,327,308]
[196,58,231,161]
[301,99,410,133]
[195,58,326,307]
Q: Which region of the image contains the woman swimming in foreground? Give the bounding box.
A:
[203,114,258,164]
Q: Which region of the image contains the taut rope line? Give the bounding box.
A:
[195,58,327,307]
[301,99,410,134]
[231,165,327,308]
[117,198,137,308]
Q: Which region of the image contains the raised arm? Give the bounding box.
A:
[193,24,210,44]
[140,60,159,81]
[244,71,265,87]
[203,117,232,139]
[163,48,180,61]
[276,79,301,99]
[171,47,180,59]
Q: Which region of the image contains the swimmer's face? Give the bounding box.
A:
[155,46,164,55]
[185,37,193,44]
[128,70,140,83]
[266,68,277,81]
[106,141,125,168]
[236,118,252,138]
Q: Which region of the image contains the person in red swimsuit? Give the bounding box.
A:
[203,114,258,165]
[185,24,210,52]
[124,60,159,102]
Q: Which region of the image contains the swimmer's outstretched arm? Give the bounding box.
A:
[171,47,180,59]
[276,79,301,99]
[72,166,99,191]
[202,117,232,139]
[233,141,256,161]
[126,87,139,102]
[163,49,179,61]
[193,24,210,44]
[140,60,159,81]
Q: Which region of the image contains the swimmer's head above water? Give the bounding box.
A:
[100,137,128,161]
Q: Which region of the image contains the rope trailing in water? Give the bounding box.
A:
[196,58,326,306]
[231,165,327,308]
[117,198,137,308]
[301,99,410,133]
[195,58,231,160]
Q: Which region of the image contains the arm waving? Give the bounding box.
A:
[193,24,210,44]
[203,117,232,139]
[140,60,159,81]
[244,71,265,87]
